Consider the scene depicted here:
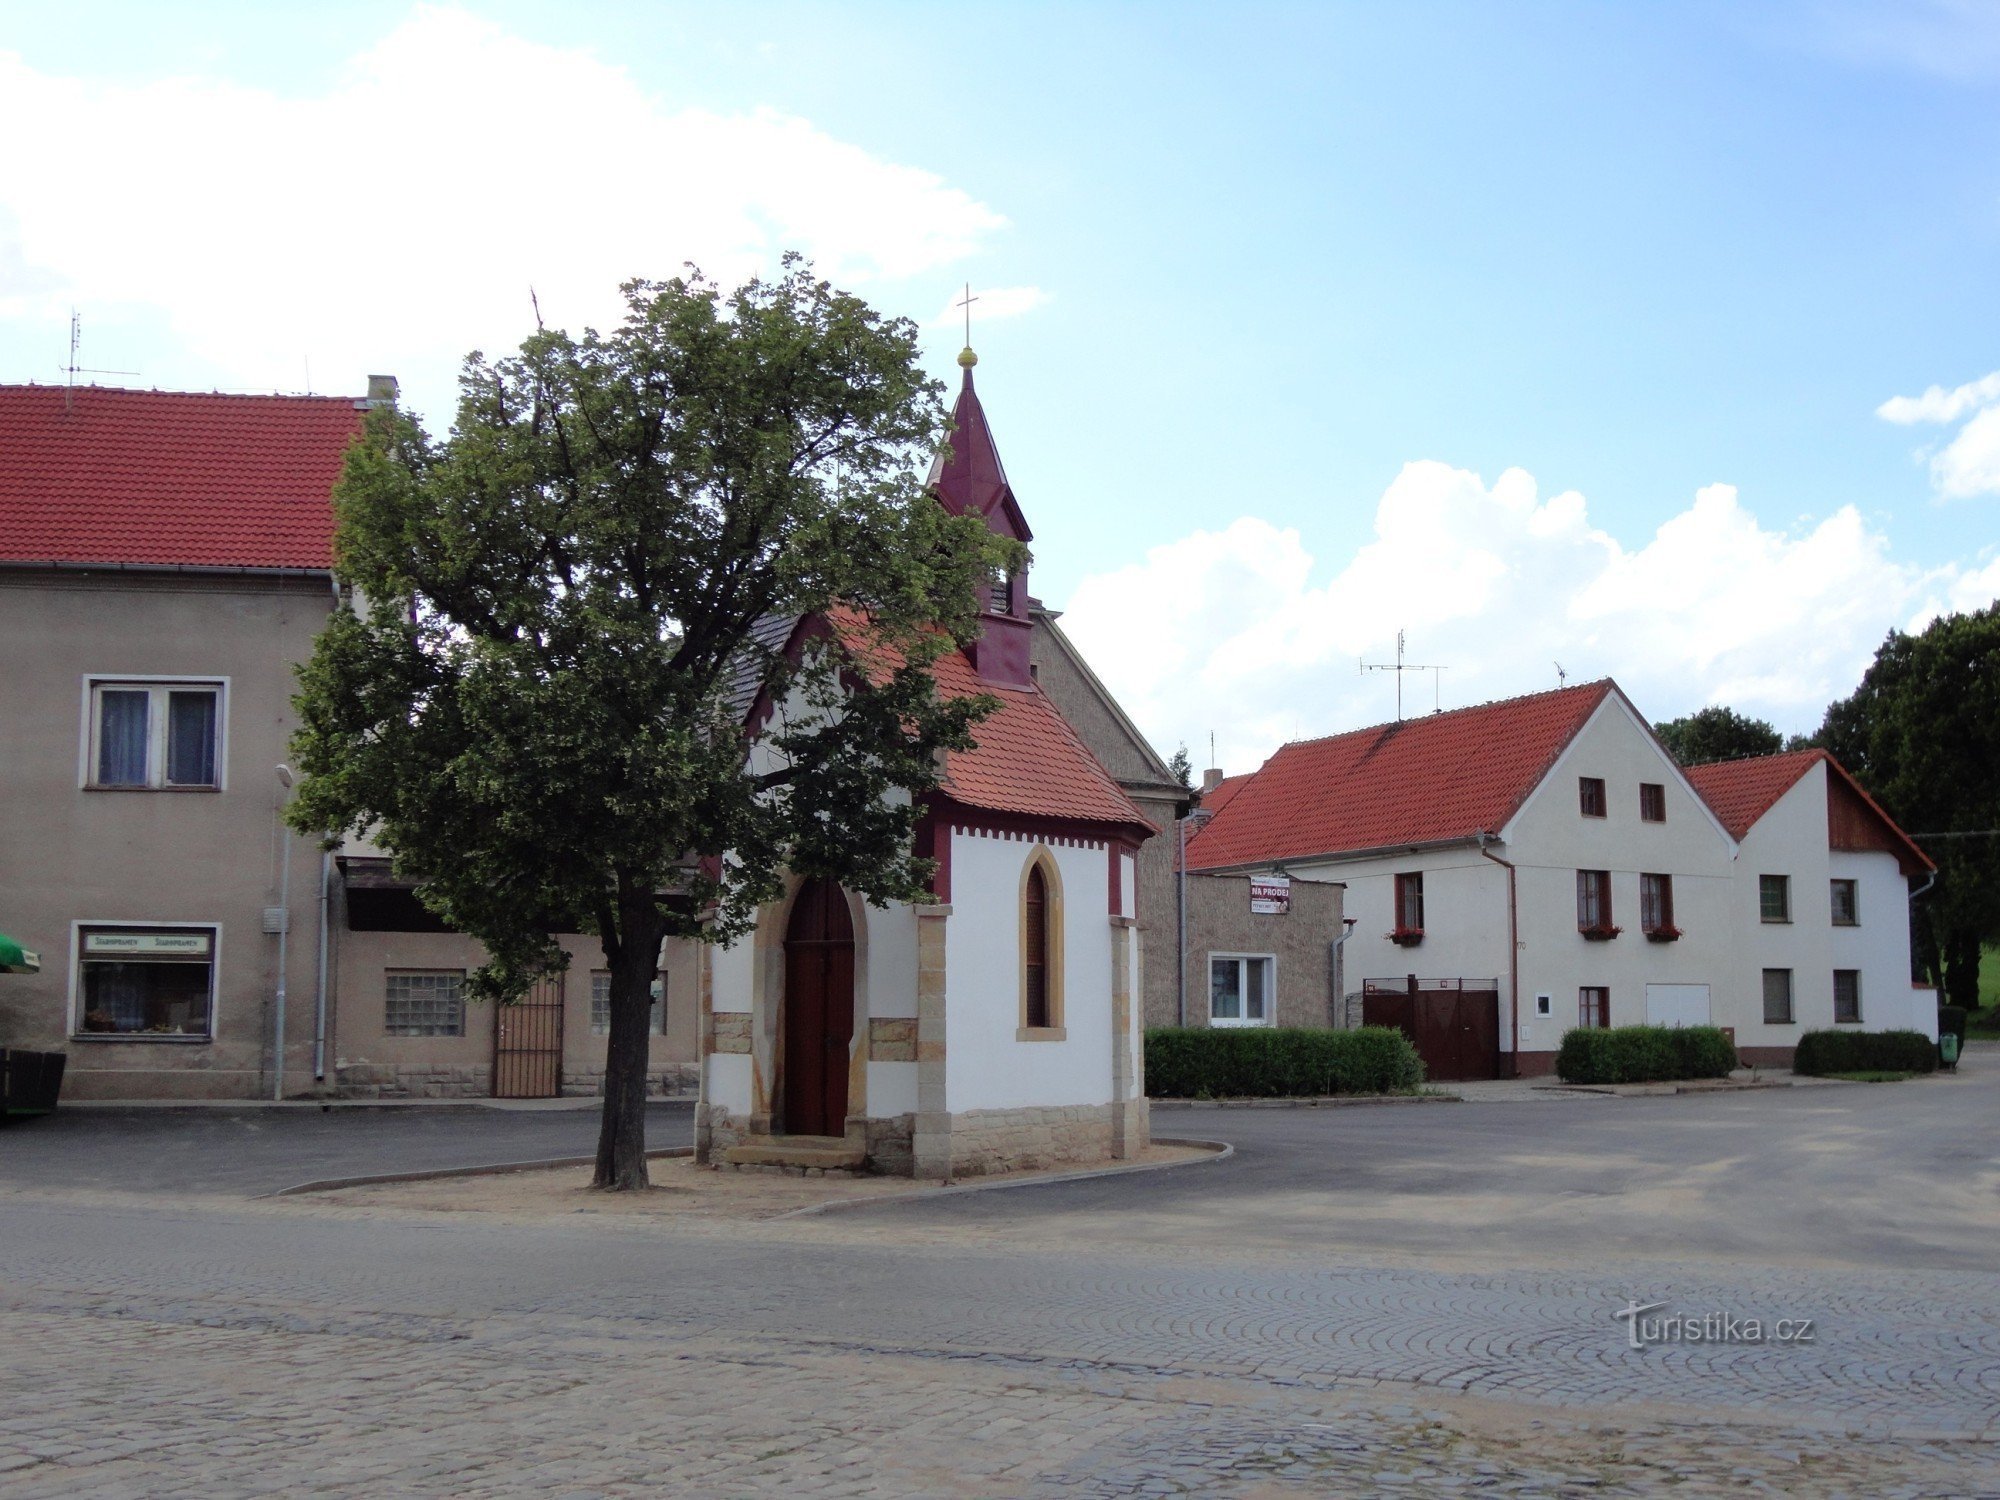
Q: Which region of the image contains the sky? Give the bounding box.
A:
[2,1,1996,772]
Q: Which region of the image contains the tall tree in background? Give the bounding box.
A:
[1652,706,1784,766]
[1817,604,2000,1009]
[288,259,1015,1188]
[1167,743,1194,790]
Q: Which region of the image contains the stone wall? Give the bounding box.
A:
[334,1061,698,1099]
[946,1102,1115,1177]
[560,1063,700,1099]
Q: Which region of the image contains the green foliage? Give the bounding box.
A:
[1792,1029,1939,1076]
[1817,605,2000,1010]
[1555,1025,1737,1084]
[286,258,1020,1186]
[1167,743,1194,791]
[1651,706,1783,766]
[1144,1026,1425,1098]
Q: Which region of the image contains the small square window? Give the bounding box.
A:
[1762,968,1794,1025]
[590,971,665,1036]
[1579,777,1606,817]
[88,680,222,789]
[1834,970,1861,1024]
[1579,986,1610,1029]
[386,971,466,1037]
[1759,874,1791,924]
[1830,879,1859,927]
[1209,954,1273,1027]
[1639,783,1665,822]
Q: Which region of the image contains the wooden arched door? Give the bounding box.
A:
[782,878,855,1137]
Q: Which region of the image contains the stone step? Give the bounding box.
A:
[722,1136,865,1172]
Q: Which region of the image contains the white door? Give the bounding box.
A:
[1645,983,1711,1028]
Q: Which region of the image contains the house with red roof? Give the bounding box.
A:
[1184,679,1937,1076]
[699,345,1158,1177]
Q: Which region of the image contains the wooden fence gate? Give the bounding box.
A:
[493,973,565,1099]
[1361,977,1501,1082]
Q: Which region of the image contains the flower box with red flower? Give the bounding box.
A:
[1388,927,1425,947]
[1580,924,1622,942]
[1644,924,1683,943]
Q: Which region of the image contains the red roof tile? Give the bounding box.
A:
[0,384,365,570]
[818,609,1152,836]
[1686,749,1933,872]
[1186,681,1616,870]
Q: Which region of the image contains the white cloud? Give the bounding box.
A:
[1877,369,2000,499]
[1060,461,1992,772]
[0,6,1005,425]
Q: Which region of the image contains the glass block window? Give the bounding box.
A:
[385,971,465,1037]
[590,971,664,1036]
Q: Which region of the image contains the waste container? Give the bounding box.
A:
[0,1048,66,1118]
[1939,1032,1961,1071]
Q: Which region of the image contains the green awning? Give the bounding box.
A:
[0,931,39,974]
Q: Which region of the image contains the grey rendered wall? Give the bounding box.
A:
[1182,873,1346,1029]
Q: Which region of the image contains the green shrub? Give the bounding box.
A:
[1937,1006,1968,1046]
[1556,1025,1737,1084]
[1792,1029,1938,1076]
[1144,1026,1424,1098]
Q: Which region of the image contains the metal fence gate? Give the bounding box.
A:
[493,973,565,1098]
[1360,976,1501,1082]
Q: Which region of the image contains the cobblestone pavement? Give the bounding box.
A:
[3,1191,1997,1497]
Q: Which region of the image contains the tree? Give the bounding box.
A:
[288,259,1017,1188]
[1817,605,2000,1010]
[1167,743,1194,790]
[1652,706,1784,766]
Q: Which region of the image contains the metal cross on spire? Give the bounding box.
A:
[956,283,979,346]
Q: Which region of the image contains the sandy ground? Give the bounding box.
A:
[297,1143,1217,1222]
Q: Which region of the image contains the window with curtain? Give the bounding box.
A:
[1394,871,1424,931]
[89,681,222,789]
[1640,873,1674,933]
[1576,869,1613,929]
[1579,986,1610,1029]
[1830,879,1859,926]
[76,927,215,1038]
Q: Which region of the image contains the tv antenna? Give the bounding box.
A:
[1554,661,1568,687]
[1360,630,1446,720]
[62,311,138,412]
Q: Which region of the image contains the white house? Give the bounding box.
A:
[1686,749,1937,1054]
[1183,681,1936,1075]
[694,348,1158,1178]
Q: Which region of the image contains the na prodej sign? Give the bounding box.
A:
[1249,875,1291,915]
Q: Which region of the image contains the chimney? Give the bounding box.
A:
[1201,767,1225,794]
[363,374,400,408]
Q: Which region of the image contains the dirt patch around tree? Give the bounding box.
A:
[297,1142,1217,1222]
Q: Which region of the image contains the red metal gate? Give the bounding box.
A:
[493,973,565,1099]
[1361,977,1500,1082]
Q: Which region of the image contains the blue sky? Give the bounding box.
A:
[3,2,1995,766]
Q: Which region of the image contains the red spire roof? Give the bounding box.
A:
[1185,681,1617,870]
[0,384,365,571]
[929,365,1031,543]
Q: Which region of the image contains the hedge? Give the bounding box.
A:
[1145,1026,1424,1098]
[1556,1025,1737,1084]
[1792,1029,1938,1076]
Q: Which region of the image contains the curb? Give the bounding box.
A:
[263,1146,694,1198]
[62,1097,697,1115]
[772,1136,1234,1219]
[1152,1094,1458,1109]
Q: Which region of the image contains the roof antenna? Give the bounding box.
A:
[1361,629,1447,721]
[61,310,138,414]
[1555,661,1568,688]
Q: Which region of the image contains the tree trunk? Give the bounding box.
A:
[1942,926,1983,1013]
[593,885,666,1190]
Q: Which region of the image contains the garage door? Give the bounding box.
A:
[1644,983,1711,1028]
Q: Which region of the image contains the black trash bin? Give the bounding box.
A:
[0,1047,67,1118]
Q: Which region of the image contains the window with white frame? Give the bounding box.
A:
[590,971,664,1036]
[1209,954,1273,1026]
[75,926,216,1038]
[385,970,466,1037]
[87,679,222,789]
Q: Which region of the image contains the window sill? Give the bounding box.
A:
[1016,1026,1067,1042]
[83,784,222,794]
[69,1032,212,1044]
[1209,1019,1274,1029]
[1760,918,1792,926]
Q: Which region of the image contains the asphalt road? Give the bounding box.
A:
[0,1100,694,1194]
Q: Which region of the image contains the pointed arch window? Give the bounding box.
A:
[1019,850,1066,1038]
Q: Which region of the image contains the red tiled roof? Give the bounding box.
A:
[1683,751,1822,840]
[1185,681,1617,870]
[1685,749,1933,872]
[1199,773,1251,819]
[817,609,1152,836]
[0,384,365,570]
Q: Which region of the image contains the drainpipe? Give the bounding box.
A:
[312,849,333,1083]
[1476,833,1519,1078]
[1328,918,1356,1028]
[1175,817,1187,1027]
[273,765,296,1101]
